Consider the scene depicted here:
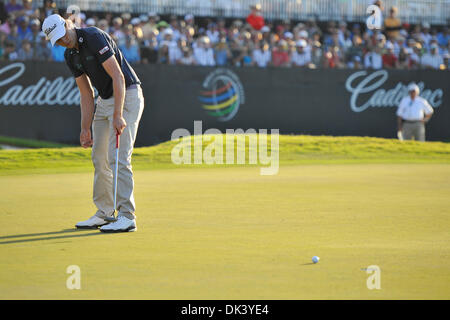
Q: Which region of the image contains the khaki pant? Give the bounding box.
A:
[402,122,425,142]
[92,86,144,220]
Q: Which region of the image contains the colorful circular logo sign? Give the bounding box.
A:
[198,69,245,122]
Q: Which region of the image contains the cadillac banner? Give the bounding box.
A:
[0,62,448,146]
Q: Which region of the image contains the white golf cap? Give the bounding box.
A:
[408,83,420,93]
[296,39,307,47]
[299,30,308,38]
[86,18,95,26]
[185,14,194,21]
[163,28,173,36]
[131,17,141,25]
[261,26,270,33]
[284,31,293,39]
[42,14,66,46]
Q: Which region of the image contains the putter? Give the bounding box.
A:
[105,132,120,222]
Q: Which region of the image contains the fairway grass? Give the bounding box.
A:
[0,136,449,299]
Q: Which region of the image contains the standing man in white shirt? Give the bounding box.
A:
[397,83,434,142]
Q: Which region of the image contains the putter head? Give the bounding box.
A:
[104,215,117,222]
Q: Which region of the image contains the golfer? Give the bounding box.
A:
[396,83,433,142]
[42,14,144,232]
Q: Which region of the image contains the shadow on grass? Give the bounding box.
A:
[0,228,105,244]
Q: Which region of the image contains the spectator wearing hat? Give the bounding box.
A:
[17,37,33,60]
[194,36,215,66]
[252,41,271,67]
[272,39,290,67]
[142,12,158,38]
[178,47,196,66]
[397,47,411,69]
[437,27,449,48]
[246,4,264,31]
[346,35,363,65]
[206,22,219,44]
[382,42,398,68]
[119,35,140,63]
[396,83,433,142]
[121,13,131,26]
[140,30,158,64]
[350,55,363,69]
[25,18,41,49]
[384,6,401,40]
[421,44,443,69]
[85,18,95,27]
[3,40,17,60]
[17,15,31,42]
[215,36,231,66]
[184,14,194,27]
[6,23,20,49]
[34,31,51,61]
[420,22,432,48]
[161,28,181,65]
[42,0,57,18]
[112,17,125,46]
[22,0,38,19]
[364,46,383,69]
[5,0,22,15]
[392,36,405,56]
[156,20,169,42]
[291,39,311,67]
[97,19,109,32]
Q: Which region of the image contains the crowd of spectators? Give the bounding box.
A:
[0,0,449,70]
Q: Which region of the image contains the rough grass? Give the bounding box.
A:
[0,135,72,149]
[0,134,449,175]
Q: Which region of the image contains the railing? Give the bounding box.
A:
[52,0,450,25]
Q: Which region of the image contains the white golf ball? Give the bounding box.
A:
[312,256,320,264]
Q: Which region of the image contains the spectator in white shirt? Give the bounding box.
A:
[364,47,383,69]
[252,42,271,67]
[291,40,311,67]
[206,22,220,44]
[420,22,432,48]
[161,29,182,65]
[421,44,443,69]
[396,83,434,141]
[178,47,197,65]
[194,36,216,66]
[111,17,126,46]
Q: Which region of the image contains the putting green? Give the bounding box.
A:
[1,164,449,299]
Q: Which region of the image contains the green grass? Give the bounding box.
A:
[0,165,449,299]
[0,135,449,299]
[0,135,72,149]
[0,134,449,175]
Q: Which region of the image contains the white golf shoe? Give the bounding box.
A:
[99,216,137,233]
[75,215,109,229]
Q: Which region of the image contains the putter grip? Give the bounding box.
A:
[116,133,119,148]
